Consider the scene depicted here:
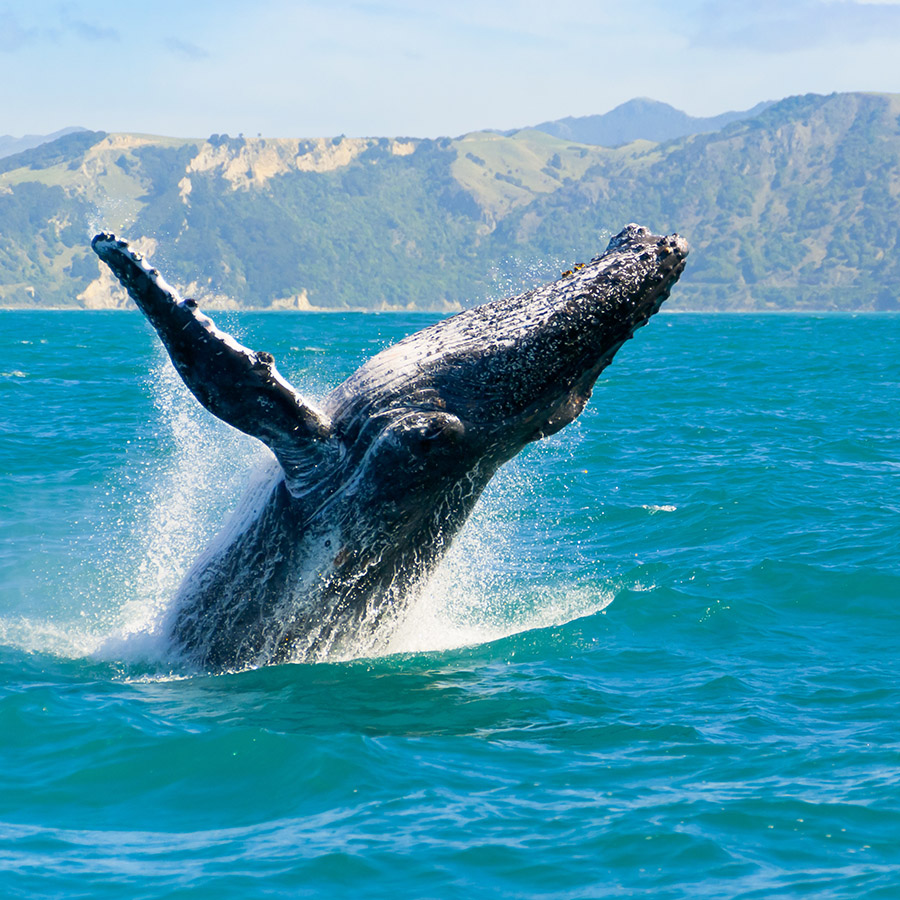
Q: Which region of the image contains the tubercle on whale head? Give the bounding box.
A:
[468,224,688,441]
[516,225,689,439]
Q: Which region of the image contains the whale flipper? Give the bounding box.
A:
[91,234,342,493]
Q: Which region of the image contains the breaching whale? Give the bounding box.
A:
[92,224,688,671]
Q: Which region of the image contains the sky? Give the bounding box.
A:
[2,0,900,139]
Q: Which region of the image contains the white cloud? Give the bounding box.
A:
[0,9,40,52]
[690,0,900,52]
[1,0,900,136]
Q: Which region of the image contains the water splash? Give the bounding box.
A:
[116,362,611,668]
[4,346,612,671]
[96,349,271,662]
[378,457,615,658]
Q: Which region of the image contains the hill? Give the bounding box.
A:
[524,98,774,146]
[0,93,898,311]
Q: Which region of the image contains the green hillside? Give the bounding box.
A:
[1,92,898,310]
[499,92,900,310]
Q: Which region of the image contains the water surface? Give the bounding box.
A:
[1,311,898,898]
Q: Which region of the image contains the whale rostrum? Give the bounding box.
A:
[91,225,688,671]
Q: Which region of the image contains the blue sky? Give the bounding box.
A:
[2,0,900,138]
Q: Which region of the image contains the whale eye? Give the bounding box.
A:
[385,411,465,457]
[417,412,464,444]
[420,420,448,441]
[371,412,467,467]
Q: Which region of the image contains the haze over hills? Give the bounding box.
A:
[0,92,897,311]
[0,127,88,160]
[522,98,775,147]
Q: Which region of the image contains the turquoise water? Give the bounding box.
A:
[1,311,898,898]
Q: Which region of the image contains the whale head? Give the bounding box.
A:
[323,225,689,489]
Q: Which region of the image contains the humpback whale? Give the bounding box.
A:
[92,224,688,671]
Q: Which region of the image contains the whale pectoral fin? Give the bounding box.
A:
[92,233,342,493]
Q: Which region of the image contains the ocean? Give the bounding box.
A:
[0,310,898,898]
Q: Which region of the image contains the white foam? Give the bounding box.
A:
[374,454,614,658]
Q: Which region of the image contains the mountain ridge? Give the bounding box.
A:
[0,92,897,312]
[0,127,89,160]
[522,98,775,147]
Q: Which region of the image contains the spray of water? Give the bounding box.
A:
[4,344,616,672]
[98,342,285,660]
